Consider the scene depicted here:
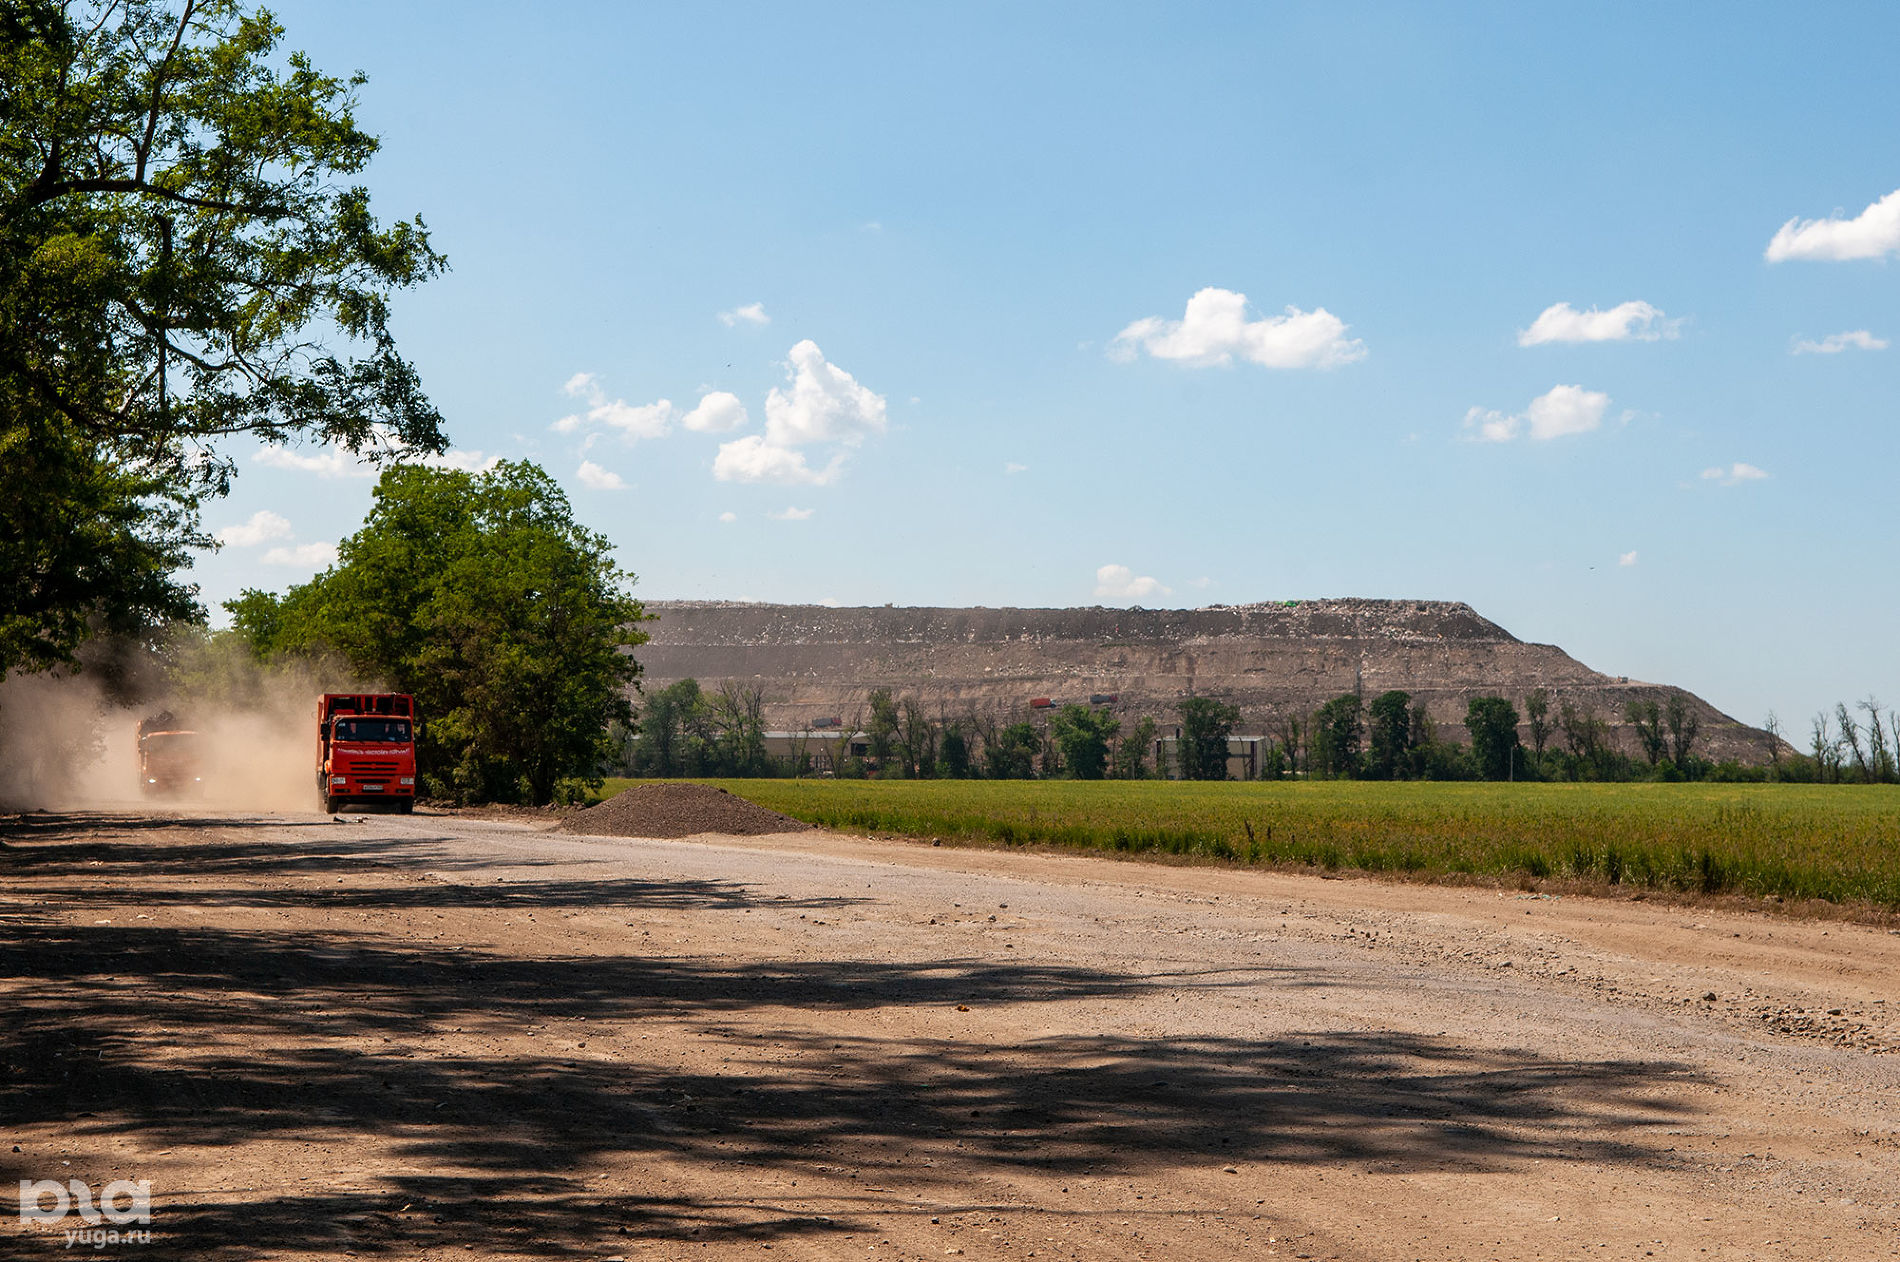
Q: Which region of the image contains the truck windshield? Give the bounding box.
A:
[333,718,412,743]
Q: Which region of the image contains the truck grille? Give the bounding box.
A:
[345,760,403,773]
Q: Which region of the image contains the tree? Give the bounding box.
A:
[1050,704,1119,780]
[1274,713,1304,778]
[2,0,446,674]
[630,679,703,776]
[983,721,1040,780]
[1309,694,1363,778]
[711,681,768,775]
[232,461,645,804]
[1524,688,1552,764]
[1176,697,1240,780]
[1624,698,1667,766]
[1366,690,1413,779]
[897,696,937,778]
[1664,694,1700,769]
[1111,715,1156,780]
[937,719,973,778]
[865,688,900,769]
[1464,695,1521,780]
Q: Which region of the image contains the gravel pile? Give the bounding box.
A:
[559,783,812,839]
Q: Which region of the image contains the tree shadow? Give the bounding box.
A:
[1,812,1707,1256]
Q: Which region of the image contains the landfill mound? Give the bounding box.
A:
[560,782,812,839]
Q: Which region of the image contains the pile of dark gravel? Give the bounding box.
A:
[559,783,812,839]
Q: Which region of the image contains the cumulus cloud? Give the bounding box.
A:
[1004,461,1028,475]
[717,511,737,523]
[254,445,376,478]
[1094,563,1169,602]
[1792,329,1888,355]
[1701,461,1768,486]
[576,460,626,491]
[214,510,294,548]
[1765,187,1900,262]
[712,434,841,485]
[261,541,338,568]
[1464,384,1612,442]
[1619,550,1639,568]
[1517,301,1680,346]
[769,506,814,521]
[713,342,885,485]
[409,449,503,474]
[681,391,749,433]
[718,302,770,327]
[557,372,673,439]
[1111,286,1365,369]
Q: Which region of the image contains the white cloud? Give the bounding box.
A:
[1792,329,1888,355]
[718,302,770,327]
[817,596,843,607]
[681,391,749,433]
[769,506,815,521]
[1463,384,1611,442]
[1094,563,1169,602]
[1700,461,1768,486]
[214,510,294,547]
[254,445,376,478]
[1517,300,1680,346]
[717,511,737,523]
[576,460,626,491]
[261,541,338,568]
[409,449,503,474]
[1619,550,1639,568]
[1004,461,1028,475]
[712,434,840,485]
[711,341,884,485]
[1111,286,1366,369]
[764,340,888,447]
[1765,187,1900,262]
[557,372,672,439]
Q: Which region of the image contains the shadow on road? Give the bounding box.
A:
[1,812,1705,1257]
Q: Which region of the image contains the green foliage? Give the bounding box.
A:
[1175,697,1240,780]
[1309,693,1363,778]
[621,778,1900,910]
[0,0,444,675]
[1049,704,1119,780]
[983,721,1041,780]
[1365,690,1413,779]
[1624,698,1667,765]
[937,722,974,778]
[232,461,644,804]
[1465,695,1521,780]
[1112,715,1157,780]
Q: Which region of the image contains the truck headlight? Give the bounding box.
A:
[399,776,414,786]
[329,775,346,786]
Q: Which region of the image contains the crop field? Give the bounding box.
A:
[594,778,1900,909]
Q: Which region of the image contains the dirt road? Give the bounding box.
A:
[4,809,1898,1260]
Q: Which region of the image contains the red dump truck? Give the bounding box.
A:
[317,693,418,813]
[136,713,202,797]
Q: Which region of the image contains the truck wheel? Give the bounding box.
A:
[322,795,338,814]
[396,798,414,815]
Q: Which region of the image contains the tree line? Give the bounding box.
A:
[621,682,1899,785]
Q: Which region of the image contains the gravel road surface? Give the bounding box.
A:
[3,808,1897,1260]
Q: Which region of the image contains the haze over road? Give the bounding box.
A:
[4,809,1897,1259]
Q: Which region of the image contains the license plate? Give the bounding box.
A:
[362,783,385,792]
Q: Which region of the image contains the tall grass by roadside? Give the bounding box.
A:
[593,778,1900,908]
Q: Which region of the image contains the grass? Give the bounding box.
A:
[593,777,1900,910]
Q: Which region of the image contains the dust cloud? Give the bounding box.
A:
[0,640,382,814]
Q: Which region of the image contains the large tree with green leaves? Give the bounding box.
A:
[1175,696,1240,780]
[232,462,646,804]
[1465,695,1521,780]
[1049,703,1119,780]
[1,0,444,674]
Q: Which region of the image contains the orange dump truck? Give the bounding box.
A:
[317,693,418,813]
[136,713,202,797]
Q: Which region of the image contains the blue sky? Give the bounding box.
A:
[203,1,1899,732]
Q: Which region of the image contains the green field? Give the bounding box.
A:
[595,777,1900,909]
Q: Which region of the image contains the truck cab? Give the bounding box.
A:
[317,693,418,813]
